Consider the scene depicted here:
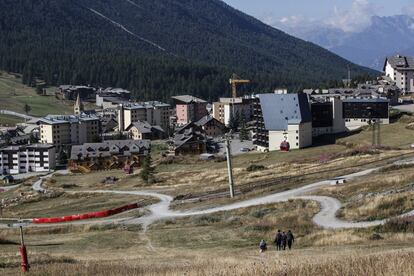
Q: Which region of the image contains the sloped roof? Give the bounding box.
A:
[126,121,165,134]
[384,55,414,71]
[172,95,207,104]
[258,93,312,131]
[70,140,150,160]
[172,129,206,149]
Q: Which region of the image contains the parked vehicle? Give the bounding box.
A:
[240,147,251,152]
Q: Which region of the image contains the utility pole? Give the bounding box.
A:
[225,134,235,198]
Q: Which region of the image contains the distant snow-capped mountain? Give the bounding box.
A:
[282,15,414,70]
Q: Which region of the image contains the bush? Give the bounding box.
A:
[246,164,266,172]
[192,215,221,225]
[379,163,414,173]
[244,222,273,232]
[369,233,384,240]
[377,197,405,211]
[250,208,272,218]
[0,237,18,245]
[379,216,414,233]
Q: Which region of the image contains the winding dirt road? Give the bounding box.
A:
[2,158,414,230]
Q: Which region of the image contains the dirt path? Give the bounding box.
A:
[3,158,414,230]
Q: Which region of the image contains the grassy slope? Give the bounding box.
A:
[338,122,414,148]
[0,72,73,117]
[1,118,414,274]
[0,114,24,126]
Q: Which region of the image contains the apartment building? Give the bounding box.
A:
[253,93,312,152]
[343,98,390,129]
[0,144,56,175]
[56,85,96,101]
[118,101,171,132]
[172,95,208,125]
[384,55,414,94]
[96,87,131,108]
[311,97,346,137]
[38,115,101,147]
[212,97,255,126]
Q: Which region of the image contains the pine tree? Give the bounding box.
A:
[228,111,240,131]
[58,150,68,165]
[140,154,155,184]
[24,103,31,115]
[239,119,249,142]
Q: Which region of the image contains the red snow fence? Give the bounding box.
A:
[32,203,139,224]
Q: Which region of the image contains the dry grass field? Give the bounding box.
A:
[1,117,414,275]
[315,163,414,221]
[3,250,413,276]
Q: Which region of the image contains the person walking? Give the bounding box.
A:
[259,239,267,253]
[287,230,295,250]
[281,231,287,250]
[274,230,282,251]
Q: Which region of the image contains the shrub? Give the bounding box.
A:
[379,216,414,233]
[250,209,272,218]
[379,163,414,173]
[246,164,266,172]
[244,222,273,232]
[369,233,384,240]
[377,197,405,211]
[0,237,17,245]
[192,215,221,225]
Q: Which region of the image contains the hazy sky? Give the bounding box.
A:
[223,0,414,32]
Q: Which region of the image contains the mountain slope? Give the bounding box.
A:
[0,0,375,101]
[288,15,414,70]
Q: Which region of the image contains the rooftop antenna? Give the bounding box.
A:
[347,65,351,88]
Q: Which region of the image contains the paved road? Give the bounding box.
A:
[2,158,414,230]
[0,110,38,120]
[393,104,414,114]
[1,184,20,192]
[32,170,69,193]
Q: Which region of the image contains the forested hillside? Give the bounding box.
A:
[0,0,377,101]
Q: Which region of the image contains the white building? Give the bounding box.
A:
[0,144,56,175]
[384,55,414,94]
[253,93,313,152]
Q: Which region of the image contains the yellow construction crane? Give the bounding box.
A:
[229,74,250,98]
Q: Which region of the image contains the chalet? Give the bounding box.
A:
[69,140,150,172]
[126,121,165,140]
[169,123,206,155]
[195,115,226,137]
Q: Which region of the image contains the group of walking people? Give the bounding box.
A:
[259,230,295,253]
